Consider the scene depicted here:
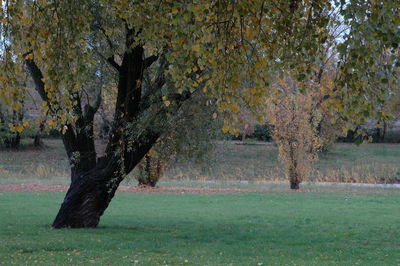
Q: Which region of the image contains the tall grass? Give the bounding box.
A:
[1,139,400,185]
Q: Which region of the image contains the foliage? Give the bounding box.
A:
[0,101,29,148]
[134,92,222,186]
[0,0,398,228]
[251,124,272,142]
[266,77,324,189]
[336,0,400,124]
[0,0,339,127]
[0,0,397,136]
[135,148,164,187]
[0,0,397,158]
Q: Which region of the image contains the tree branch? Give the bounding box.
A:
[24,55,47,101]
[143,55,159,69]
[107,56,121,72]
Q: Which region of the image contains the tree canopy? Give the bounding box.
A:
[0,0,398,228]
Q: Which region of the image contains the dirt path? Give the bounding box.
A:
[0,184,297,194]
[0,183,398,194]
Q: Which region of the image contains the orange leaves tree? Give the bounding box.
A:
[266,78,324,189]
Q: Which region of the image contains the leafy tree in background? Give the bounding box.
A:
[0,102,25,149]
[264,1,399,189]
[135,93,221,187]
[0,0,398,228]
[267,77,323,189]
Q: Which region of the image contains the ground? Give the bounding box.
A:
[1,189,399,265]
[0,139,399,265]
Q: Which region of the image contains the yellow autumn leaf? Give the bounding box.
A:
[192,44,201,53]
[255,61,263,69]
[171,7,179,15]
[232,105,240,113]
[16,125,24,133]
[25,53,33,60]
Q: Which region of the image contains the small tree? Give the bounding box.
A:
[266,78,323,189]
[134,93,221,187]
[136,148,164,187]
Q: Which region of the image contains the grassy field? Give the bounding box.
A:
[1,139,399,265]
[1,139,400,185]
[1,190,399,265]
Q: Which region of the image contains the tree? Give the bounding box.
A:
[0,0,398,228]
[266,77,323,189]
[263,0,400,189]
[0,0,288,228]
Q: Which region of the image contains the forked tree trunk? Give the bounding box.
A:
[26,29,179,229]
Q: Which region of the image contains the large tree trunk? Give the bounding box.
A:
[52,130,158,228]
[52,163,121,228]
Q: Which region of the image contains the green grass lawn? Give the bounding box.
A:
[1,190,399,265]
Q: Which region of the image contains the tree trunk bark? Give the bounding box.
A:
[33,135,43,147]
[5,134,21,149]
[33,121,45,148]
[288,145,300,190]
[290,180,300,190]
[52,161,122,228]
[381,121,387,143]
[138,179,157,187]
[52,128,159,228]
